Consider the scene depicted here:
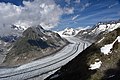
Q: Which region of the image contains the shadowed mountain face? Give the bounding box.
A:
[101,60,120,80]
[1,25,68,66]
[27,39,49,49]
[45,28,120,80]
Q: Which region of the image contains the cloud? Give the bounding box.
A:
[108,2,118,8]
[72,15,79,20]
[65,0,71,4]
[75,0,80,3]
[63,7,74,14]
[0,0,63,36]
[75,8,119,23]
[75,11,105,21]
[81,3,91,11]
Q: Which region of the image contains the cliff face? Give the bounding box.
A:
[45,28,120,80]
[1,25,68,67]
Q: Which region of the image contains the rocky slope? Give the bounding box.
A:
[1,25,68,67]
[76,20,120,42]
[45,21,120,80]
[0,35,18,64]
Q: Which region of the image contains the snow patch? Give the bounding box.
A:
[101,36,120,55]
[101,44,113,55]
[83,31,87,34]
[89,61,102,70]
[97,37,105,43]
[95,59,100,61]
[3,42,7,46]
[117,36,120,42]
[98,24,107,31]
[41,36,48,40]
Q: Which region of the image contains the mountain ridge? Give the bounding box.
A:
[76,19,120,42]
[1,25,69,67]
[45,20,120,80]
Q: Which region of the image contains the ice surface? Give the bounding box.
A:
[0,37,91,80]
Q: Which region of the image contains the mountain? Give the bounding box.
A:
[1,25,68,66]
[57,27,84,37]
[0,35,19,64]
[0,39,12,64]
[11,24,28,31]
[45,25,120,80]
[76,20,120,42]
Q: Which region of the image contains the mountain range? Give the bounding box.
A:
[0,19,120,80]
[45,19,120,80]
[0,25,68,66]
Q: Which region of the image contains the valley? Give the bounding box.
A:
[0,36,91,80]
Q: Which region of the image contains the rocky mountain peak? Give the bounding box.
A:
[1,25,68,66]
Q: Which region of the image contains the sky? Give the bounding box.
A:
[54,0,120,30]
[0,0,120,35]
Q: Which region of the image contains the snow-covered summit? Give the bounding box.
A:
[91,21,120,34]
[76,20,120,43]
[57,27,84,37]
[11,24,29,31]
[62,28,76,36]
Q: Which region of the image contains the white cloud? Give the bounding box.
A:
[75,0,80,3]
[108,2,118,8]
[0,0,63,36]
[65,0,71,4]
[72,15,79,20]
[81,3,91,11]
[63,7,74,14]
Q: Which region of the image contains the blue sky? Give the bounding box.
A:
[0,0,120,30]
[55,0,120,30]
[0,0,23,6]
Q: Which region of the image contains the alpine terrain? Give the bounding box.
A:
[45,20,120,80]
[0,0,120,80]
[0,25,68,66]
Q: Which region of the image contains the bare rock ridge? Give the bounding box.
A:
[1,25,68,67]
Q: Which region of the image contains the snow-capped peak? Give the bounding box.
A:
[57,27,84,37]
[11,24,29,31]
[63,28,75,35]
[91,22,120,34]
